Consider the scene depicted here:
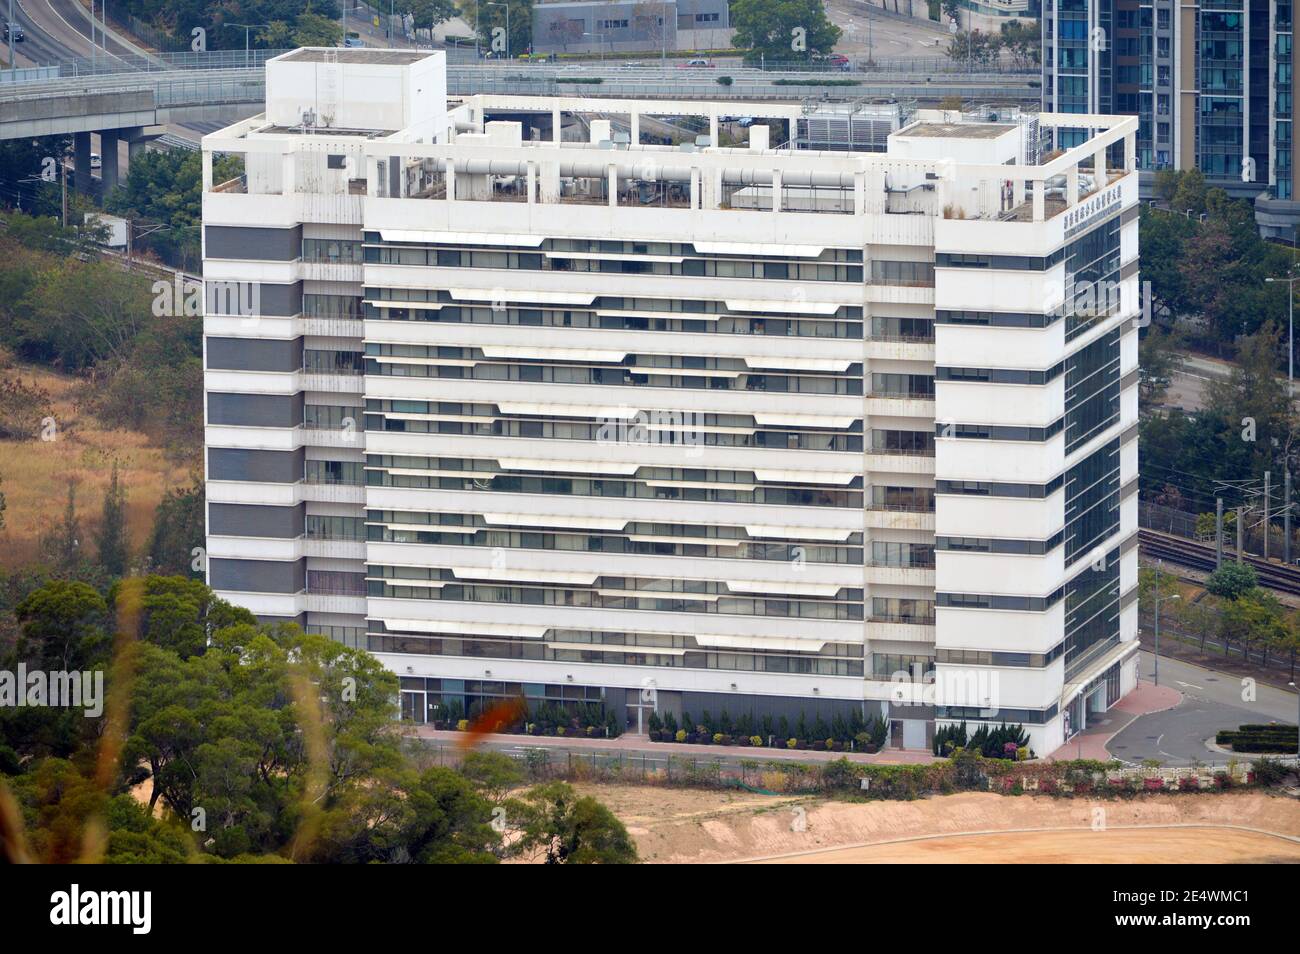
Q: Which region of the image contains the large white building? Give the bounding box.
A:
[202,48,1140,754]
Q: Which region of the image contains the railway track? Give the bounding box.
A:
[1138,528,1300,597]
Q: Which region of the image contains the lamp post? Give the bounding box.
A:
[1265,268,1299,386]
[1152,561,1179,688]
[487,1,509,61]
[582,32,605,62]
[223,23,269,68]
[1289,681,1298,761]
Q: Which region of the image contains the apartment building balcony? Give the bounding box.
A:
[865,564,936,587]
[864,392,936,417]
[304,536,367,560]
[865,337,936,361]
[301,478,366,504]
[866,617,937,644]
[299,369,365,394]
[302,593,368,615]
[297,424,364,448]
[300,317,365,338]
[865,510,936,532]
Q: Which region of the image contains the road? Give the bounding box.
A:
[1162,348,1300,413]
[827,0,949,62]
[1107,651,1298,765]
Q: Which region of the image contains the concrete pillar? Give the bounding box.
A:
[1031,179,1045,221]
[608,164,617,207]
[539,162,561,203]
[854,171,866,216]
[771,169,781,212]
[552,106,562,143]
[73,131,92,194]
[708,111,718,148]
[1065,165,1079,206]
[1124,131,1137,172]
[526,162,536,205]
[690,167,700,209]
[445,158,456,201]
[282,151,296,195]
[630,112,640,146]
[99,130,120,194]
[202,151,214,192]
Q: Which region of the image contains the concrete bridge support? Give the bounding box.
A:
[73,131,93,194]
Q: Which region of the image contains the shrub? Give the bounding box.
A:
[716,75,733,85]
[786,737,798,749]
[713,732,725,745]
[749,735,763,747]
[675,729,686,743]
[456,719,469,732]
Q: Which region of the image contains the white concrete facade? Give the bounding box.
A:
[203,48,1140,753]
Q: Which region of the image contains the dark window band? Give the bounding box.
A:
[936,531,1064,555]
[937,418,1065,442]
[936,476,1066,498]
[937,363,1065,385]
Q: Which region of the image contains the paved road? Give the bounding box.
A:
[1107,651,1298,765]
[828,0,949,61]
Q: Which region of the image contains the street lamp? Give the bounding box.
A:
[1152,561,1179,688]
[582,32,606,62]
[222,23,270,68]
[1264,268,1299,385]
[1289,681,1298,760]
[487,2,509,61]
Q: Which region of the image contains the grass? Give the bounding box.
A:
[0,362,190,566]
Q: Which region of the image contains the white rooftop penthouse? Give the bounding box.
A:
[202,49,1138,250]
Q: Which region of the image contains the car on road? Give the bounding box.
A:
[90,153,102,169]
[3,22,23,42]
[343,32,364,48]
[679,58,714,68]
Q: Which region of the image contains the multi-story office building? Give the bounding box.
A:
[203,49,1140,754]
[1046,0,1300,238]
[530,0,731,56]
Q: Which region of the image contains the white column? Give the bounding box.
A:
[1032,179,1045,221]
[202,151,213,191]
[771,169,782,212]
[630,112,640,146]
[526,162,536,205]
[445,158,456,202]
[608,164,618,207]
[552,106,562,144]
[1065,165,1079,206]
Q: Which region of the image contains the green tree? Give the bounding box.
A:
[508,781,638,863]
[95,460,129,578]
[459,0,533,57]
[1138,324,1184,405]
[292,11,345,46]
[459,750,524,805]
[729,0,842,65]
[1205,561,1259,602]
[146,481,205,577]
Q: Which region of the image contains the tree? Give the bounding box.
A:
[946,30,1001,68]
[146,481,205,577]
[998,19,1040,68]
[1219,588,1291,660]
[44,481,82,572]
[508,781,638,863]
[459,0,533,58]
[729,0,842,66]
[292,11,345,47]
[459,750,524,805]
[1205,562,1259,602]
[96,460,128,578]
[1138,324,1184,405]
[13,579,110,672]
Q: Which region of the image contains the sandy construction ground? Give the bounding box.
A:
[574,784,1300,864]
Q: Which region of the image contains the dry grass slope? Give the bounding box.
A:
[0,363,190,566]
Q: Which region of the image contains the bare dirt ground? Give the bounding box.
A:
[574,784,1300,864]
